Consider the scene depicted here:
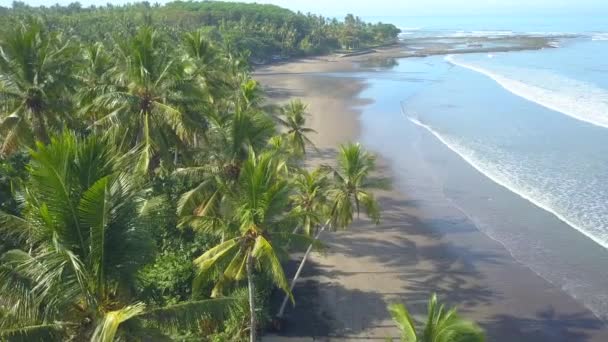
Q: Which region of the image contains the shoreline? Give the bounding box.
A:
[255,34,565,74]
[255,53,608,341]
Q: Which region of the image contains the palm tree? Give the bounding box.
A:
[275,167,329,319]
[276,100,317,156]
[90,27,202,172]
[182,29,226,101]
[191,150,312,342]
[276,143,383,320]
[181,29,228,147]
[0,18,79,155]
[328,142,381,228]
[76,42,114,125]
[230,76,266,115]
[289,167,330,236]
[0,133,230,341]
[387,294,485,342]
[175,106,277,236]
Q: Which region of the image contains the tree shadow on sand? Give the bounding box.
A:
[268,198,502,338]
[269,258,390,338]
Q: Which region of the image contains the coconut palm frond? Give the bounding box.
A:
[92,302,146,342]
[0,323,66,342]
[0,210,31,242]
[388,294,485,342]
[388,303,417,342]
[141,298,235,332]
[252,235,292,302]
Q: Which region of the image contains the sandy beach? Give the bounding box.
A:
[255,52,608,341]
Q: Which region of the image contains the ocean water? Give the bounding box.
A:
[337,17,608,319]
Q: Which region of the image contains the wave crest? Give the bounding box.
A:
[445,55,608,129]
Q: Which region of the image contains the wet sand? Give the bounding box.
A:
[255,54,608,341]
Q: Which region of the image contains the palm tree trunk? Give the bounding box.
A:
[277,220,329,319]
[247,253,257,342]
[31,109,49,144]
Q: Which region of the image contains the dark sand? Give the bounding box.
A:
[255,51,608,341]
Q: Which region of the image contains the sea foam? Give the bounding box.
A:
[592,33,608,41]
[405,114,608,250]
[445,55,608,129]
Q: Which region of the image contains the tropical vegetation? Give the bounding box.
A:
[1,1,401,62]
[0,2,482,341]
[387,294,485,342]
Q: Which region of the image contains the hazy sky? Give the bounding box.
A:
[1,0,606,17]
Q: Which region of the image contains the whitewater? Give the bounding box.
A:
[445,54,608,129]
[406,114,608,251]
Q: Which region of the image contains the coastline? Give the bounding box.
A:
[255,54,608,341]
[255,34,564,73]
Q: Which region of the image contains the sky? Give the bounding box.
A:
[1,0,607,17]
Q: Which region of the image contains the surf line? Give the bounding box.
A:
[444,54,608,130]
[399,103,608,250]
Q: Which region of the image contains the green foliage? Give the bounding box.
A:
[0,4,390,340]
[0,133,232,340]
[388,294,485,342]
[328,143,385,229]
[0,2,400,62]
[276,100,317,156]
[0,17,80,152]
[138,248,195,305]
[0,152,27,214]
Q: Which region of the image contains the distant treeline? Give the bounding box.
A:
[0,1,401,62]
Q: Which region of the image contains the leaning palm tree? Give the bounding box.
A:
[275,167,329,319]
[276,143,383,320]
[90,27,203,172]
[0,133,231,341]
[191,150,312,342]
[276,100,317,156]
[0,18,79,154]
[387,294,485,342]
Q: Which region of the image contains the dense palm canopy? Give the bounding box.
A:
[89,27,205,172]
[0,133,231,341]
[0,4,481,341]
[388,294,485,342]
[190,150,313,341]
[192,150,299,294]
[0,18,78,154]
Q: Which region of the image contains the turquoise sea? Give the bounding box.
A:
[341,16,608,319]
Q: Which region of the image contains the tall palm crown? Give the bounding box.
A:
[0,18,78,154]
[174,77,276,244]
[290,167,330,236]
[191,149,311,342]
[192,150,296,297]
[77,42,114,118]
[388,294,485,342]
[0,133,156,339]
[182,29,227,104]
[328,143,382,228]
[276,100,317,156]
[91,27,201,172]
